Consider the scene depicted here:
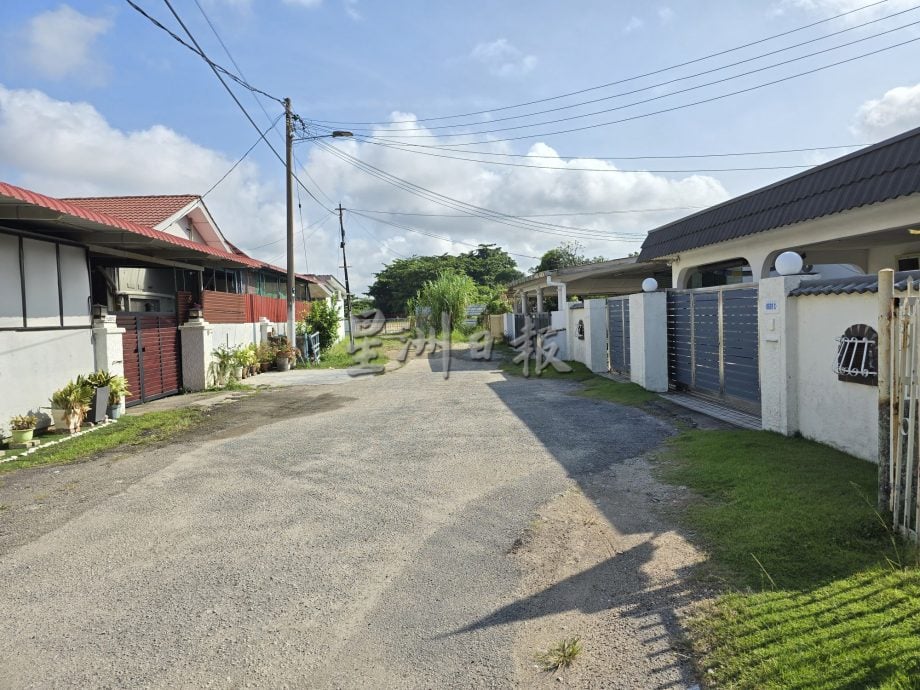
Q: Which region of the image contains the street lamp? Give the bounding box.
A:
[284,98,353,352]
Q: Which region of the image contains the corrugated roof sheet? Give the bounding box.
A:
[638,125,920,261]
[790,270,920,296]
[61,195,198,228]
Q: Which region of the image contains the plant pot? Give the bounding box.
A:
[234,366,244,381]
[260,362,270,373]
[88,385,110,425]
[11,428,34,444]
[64,409,85,434]
[275,355,291,372]
[107,404,122,420]
[51,407,67,432]
[251,364,259,376]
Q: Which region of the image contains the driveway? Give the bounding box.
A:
[0,354,702,688]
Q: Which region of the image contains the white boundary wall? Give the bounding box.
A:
[567,299,607,372]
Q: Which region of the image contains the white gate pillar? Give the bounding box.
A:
[628,292,668,392]
[536,288,544,313]
[92,314,125,377]
[758,276,804,434]
[179,315,214,392]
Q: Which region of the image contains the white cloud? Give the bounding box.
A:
[658,7,675,23]
[775,0,916,21]
[623,16,644,34]
[0,88,729,292]
[21,5,112,84]
[851,82,920,140]
[344,0,362,20]
[470,39,537,78]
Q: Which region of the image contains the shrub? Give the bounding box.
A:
[410,271,476,334]
[301,297,340,352]
[9,414,37,431]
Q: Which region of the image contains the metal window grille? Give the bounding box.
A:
[834,336,877,379]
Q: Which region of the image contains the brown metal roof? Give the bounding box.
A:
[638,125,920,261]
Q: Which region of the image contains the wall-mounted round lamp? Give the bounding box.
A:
[642,277,659,292]
[775,251,804,276]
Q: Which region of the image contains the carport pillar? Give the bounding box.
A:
[758,276,804,435]
[519,292,527,314]
[536,288,544,313]
[628,291,668,393]
[179,316,214,392]
[92,314,125,378]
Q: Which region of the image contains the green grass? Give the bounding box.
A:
[0,408,205,475]
[535,637,583,672]
[661,429,920,688]
[297,339,389,370]
[499,357,657,406]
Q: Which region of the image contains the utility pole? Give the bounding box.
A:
[337,204,354,348]
[284,97,296,348]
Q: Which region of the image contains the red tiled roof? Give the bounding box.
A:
[0,182,320,282]
[60,194,199,228]
[0,181,263,269]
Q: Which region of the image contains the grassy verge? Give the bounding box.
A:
[0,408,205,475]
[296,339,389,370]
[498,356,658,406]
[660,429,920,688]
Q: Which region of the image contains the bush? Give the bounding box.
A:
[301,297,340,352]
[409,271,476,334]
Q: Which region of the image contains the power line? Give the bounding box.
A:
[349,211,548,259]
[349,207,706,218]
[203,112,283,197]
[139,0,333,214]
[306,0,889,126]
[321,4,920,135]
[125,0,283,104]
[247,214,333,252]
[313,141,648,242]
[346,211,410,259]
[343,33,920,148]
[343,18,920,142]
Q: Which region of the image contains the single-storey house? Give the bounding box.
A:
[0,182,330,430]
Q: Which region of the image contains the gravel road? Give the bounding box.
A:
[0,354,700,688]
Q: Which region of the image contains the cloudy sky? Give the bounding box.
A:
[1,0,920,292]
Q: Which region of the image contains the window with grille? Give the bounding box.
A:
[834,324,878,385]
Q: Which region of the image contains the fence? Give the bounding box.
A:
[201,290,310,324]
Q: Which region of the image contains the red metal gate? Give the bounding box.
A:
[116,313,182,406]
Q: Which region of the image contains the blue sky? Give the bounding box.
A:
[1,0,920,291]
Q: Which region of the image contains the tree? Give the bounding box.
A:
[300,296,340,352]
[532,241,605,274]
[367,245,523,316]
[409,271,476,334]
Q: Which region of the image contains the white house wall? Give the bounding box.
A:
[0,329,95,431]
[794,293,878,462]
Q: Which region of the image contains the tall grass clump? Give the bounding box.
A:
[408,271,476,334]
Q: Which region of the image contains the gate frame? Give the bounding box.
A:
[606,296,630,375]
[667,282,761,415]
[117,311,183,406]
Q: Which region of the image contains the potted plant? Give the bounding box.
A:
[209,346,236,388]
[85,371,112,425]
[9,414,37,444]
[256,342,273,372]
[243,344,259,376]
[271,336,297,371]
[86,371,130,420]
[49,378,93,434]
[229,345,246,380]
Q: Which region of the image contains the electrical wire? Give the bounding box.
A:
[339,33,920,148]
[125,0,283,104]
[349,211,548,259]
[348,207,706,218]
[202,112,284,197]
[319,5,920,135]
[246,214,334,252]
[336,19,920,142]
[346,211,410,259]
[306,0,889,126]
[313,140,648,242]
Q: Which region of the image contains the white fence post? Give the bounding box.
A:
[92,314,125,378]
[179,315,213,392]
[628,291,668,392]
[758,275,803,435]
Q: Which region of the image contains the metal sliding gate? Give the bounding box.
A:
[607,297,630,374]
[666,285,760,413]
[116,313,182,406]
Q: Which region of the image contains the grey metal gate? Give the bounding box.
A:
[607,297,630,374]
[667,285,760,412]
